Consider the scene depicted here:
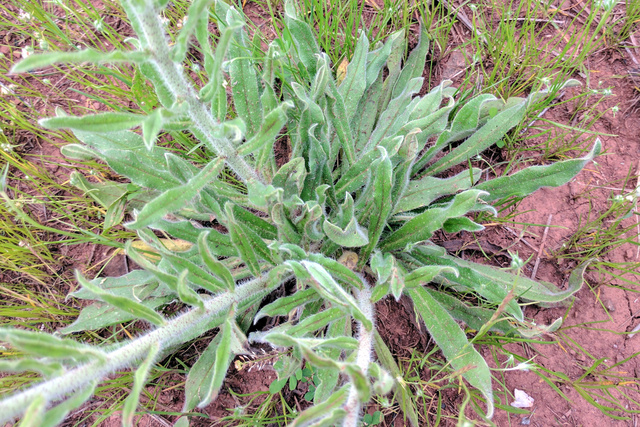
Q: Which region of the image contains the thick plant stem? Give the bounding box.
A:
[124,0,263,185]
[343,286,374,427]
[0,275,276,424]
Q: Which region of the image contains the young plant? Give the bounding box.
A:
[2,0,600,425]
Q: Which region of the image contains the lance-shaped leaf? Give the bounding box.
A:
[426,97,527,176]
[373,332,420,427]
[395,168,481,213]
[0,359,63,378]
[366,77,423,150]
[0,327,107,362]
[60,143,97,161]
[334,149,381,195]
[392,24,429,99]
[184,314,245,411]
[313,317,348,404]
[289,386,349,427]
[404,265,459,288]
[72,129,181,191]
[198,22,239,103]
[255,288,320,322]
[326,79,357,166]
[323,193,369,248]
[75,271,167,327]
[39,383,96,427]
[299,261,373,331]
[123,343,160,427]
[360,147,393,263]
[171,0,215,62]
[263,333,359,351]
[381,190,487,251]
[176,269,204,309]
[151,220,235,257]
[343,364,371,403]
[10,49,150,73]
[40,112,146,133]
[59,296,173,335]
[272,157,307,201]
[476,139,601,202]
[226,203,261,276]
[424,288,516,336]
[339,31,368,121]
[237,102,292,155]
[283,1,320,78]
[408,286,494,419]
[215,2,262,137]
[307,253,364,290]
[198,231,235,291]
[286,307,346,337]
[436,94,497,146]
[413,248,591,306]
[70,269,157,301]
[127,158,224,229]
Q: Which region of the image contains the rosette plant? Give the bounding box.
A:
[2,0,599,425]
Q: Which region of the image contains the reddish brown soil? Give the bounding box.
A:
[1,1,640,426]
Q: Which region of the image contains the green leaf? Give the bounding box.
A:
[307,253,363,290]
[59,143,97,161]
[72,130,181,191]
[123,343,160,427]
[392,24,429,99]
[141,108,164,150]
[299,261,372,331]
[381,190,486,251]
[255,288,320,322]
[476,139,602,201]
[75,271,167,327]
[216,2,262,137]
[286,307,345,337]
[395,169,481,213]
[424,288,516,335]
[132,65,158,113]
[0,359,63,378]
[338,31,368,121]
[40,112,145,133]
[373,332,419,427]
[426,97,527,175]
[176,269,204,309]
[127,158,224,229]
[360,147,393,263]
[16,395,45,427]
[408,286,494,418]
[198,231,235,291]
[0,327,107,362]
[404,265,458,288]
[226,204,261,276]
[289,386,348,427]
[39,382,97,427]
[172,0,214,63]
[184,319,234,410]
[237,102,292,155]
[11,49,149,73]
[284,1,320,78]
[413,249,591,306]
[59,296,172,334]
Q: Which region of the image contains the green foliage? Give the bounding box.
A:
[0,0,600,425]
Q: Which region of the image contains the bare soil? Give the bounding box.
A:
[1,1,640,426]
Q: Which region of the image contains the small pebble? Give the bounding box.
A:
[604,299,616,312]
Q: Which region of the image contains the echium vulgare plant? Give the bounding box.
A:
[2,0,600,425]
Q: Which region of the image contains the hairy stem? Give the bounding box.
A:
[343,285,374,427]
[0,275,276,423]
[124,0,263,185]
